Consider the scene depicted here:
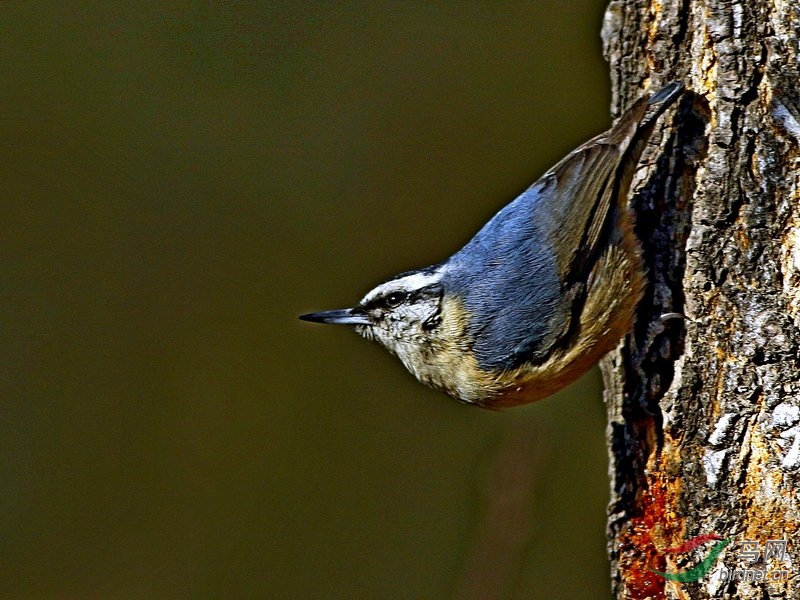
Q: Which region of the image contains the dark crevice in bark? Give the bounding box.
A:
[604,90,711,595]
[614,93,707,465]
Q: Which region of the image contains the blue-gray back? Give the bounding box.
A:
[444,179,565,371]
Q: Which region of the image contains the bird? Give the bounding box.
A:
[300,82,683,409]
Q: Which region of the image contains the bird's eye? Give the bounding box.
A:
[384,292,406,307]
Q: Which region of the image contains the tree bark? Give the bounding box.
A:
[601,1,800,598]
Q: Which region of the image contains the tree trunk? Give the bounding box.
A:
[600,1,800,598]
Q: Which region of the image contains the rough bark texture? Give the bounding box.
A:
[600,1,800,598]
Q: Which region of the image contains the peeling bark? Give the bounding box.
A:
[601,1,800,598]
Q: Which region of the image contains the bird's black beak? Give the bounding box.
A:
[299,307,371,326]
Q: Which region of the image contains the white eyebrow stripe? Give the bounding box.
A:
[361,269,444,305]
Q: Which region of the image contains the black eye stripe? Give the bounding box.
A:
[362,283,443,311]
[363,292,402,310]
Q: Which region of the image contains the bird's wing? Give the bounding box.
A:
[505,85,682,366]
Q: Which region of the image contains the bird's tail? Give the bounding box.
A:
[643,81,684,126]
[608,81,684,147]
[647,81,685,107]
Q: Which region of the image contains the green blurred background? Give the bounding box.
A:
[2,2,614,598]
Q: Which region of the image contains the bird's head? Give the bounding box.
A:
[299,262,546,405]
[300,267,449,374]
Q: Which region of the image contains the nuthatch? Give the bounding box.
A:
[301,82,683,408]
